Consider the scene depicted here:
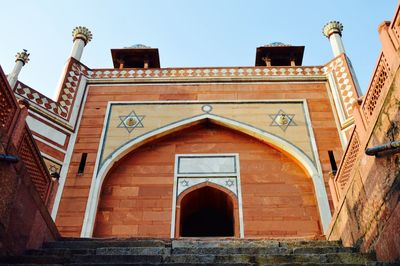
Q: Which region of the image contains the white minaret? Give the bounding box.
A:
[7,49,30,88]
[323,21,345,57]
[70,26,92,61]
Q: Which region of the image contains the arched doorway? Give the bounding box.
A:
[175,183,239,238]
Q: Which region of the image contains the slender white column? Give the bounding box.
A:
[323,21,345,57]
[53,26,92,99]
[7,49,29,88]
[70,26,92,61]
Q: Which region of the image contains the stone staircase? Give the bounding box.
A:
[0,238,390,265]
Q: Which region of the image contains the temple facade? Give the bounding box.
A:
[8,22,362,240]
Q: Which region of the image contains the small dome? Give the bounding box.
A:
[264,42,291,47]
[125,44,151,49]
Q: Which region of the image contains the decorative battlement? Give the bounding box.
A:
[323,21,344,38]
[90,65,324,79]
[15,81,67,118]
[72,26,93,45]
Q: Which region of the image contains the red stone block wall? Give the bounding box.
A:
[93,123,322,238]
[327,16,400,262]
[56,81,343,237]
[0,66,59,255]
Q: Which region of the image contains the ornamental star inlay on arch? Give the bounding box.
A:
[225,179,234,187]
[269,109,297,131]
[117,111,145,133]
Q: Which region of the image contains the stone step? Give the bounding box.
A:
[0,253,371,265]
[26,247,171,256]
[43,238,170,249]
[71,254,164,264]
[66,262,376,266]
[28,245,355,257]
[0,255,66,264]
[166,253,375,264]
[24,246,359,261]
[0,253,373,265]
[42,238,343,250]
[25,248,96,256]
[171,246,355,255]
[0,238,383,265]
[1,262,384,266]
[171,239,343,249]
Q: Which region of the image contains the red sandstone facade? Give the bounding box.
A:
[327,4,400,262]
[9,26,360,240]
[0,66,59,255]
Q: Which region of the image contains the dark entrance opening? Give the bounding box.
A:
[180,186,234,237]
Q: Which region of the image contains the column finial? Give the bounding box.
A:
[323,21,344,38]
[72,26,92,46]
[15,49,30,65]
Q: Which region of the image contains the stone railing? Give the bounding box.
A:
[390,9,400,50]
[17,126,53,202]
[0,66,59,254]
[361,52,390,124]
[0,67,52,204]
[330,130,360,206]
[0,69,19,132]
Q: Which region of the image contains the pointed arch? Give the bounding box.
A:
[175,182,240,238]
[81,113,331,237]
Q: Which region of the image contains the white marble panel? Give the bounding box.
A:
[27,116,66,146]
[178,156,236,174]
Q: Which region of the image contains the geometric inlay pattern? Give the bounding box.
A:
[269,109,297,131]
[201,104,213,113]
[117,110,145,133]
[13,58,326,123]
[323,55,358,119]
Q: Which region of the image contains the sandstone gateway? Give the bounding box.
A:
[0,3,399,264]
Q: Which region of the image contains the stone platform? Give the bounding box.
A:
[0,238,392,265]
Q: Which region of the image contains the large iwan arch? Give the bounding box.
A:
[81,113,331,237]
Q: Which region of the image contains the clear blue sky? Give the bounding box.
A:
[0,1,397,98]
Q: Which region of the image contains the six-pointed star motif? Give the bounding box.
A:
[180,180,189,187]
[117,111,145,133]
[225,179,234,187]
[269,109,296,131]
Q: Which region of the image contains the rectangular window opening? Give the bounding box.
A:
[78,153,88,175]
[328,150,337,175]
